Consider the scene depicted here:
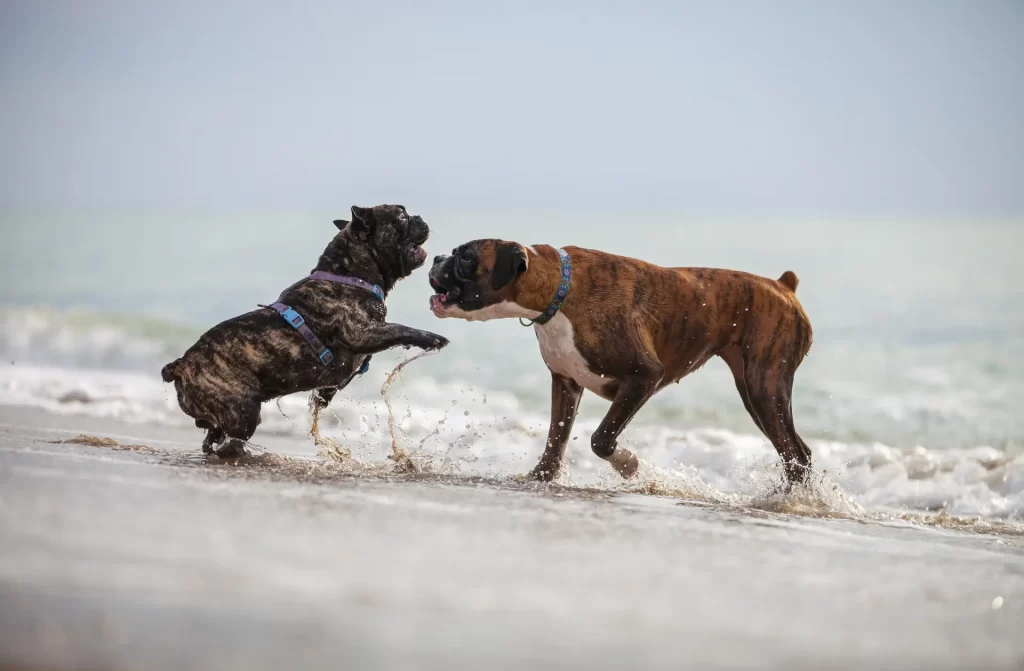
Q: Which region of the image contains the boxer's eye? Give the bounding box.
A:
[454,255,474,281]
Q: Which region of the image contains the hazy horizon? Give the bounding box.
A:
[2,0,1023,218]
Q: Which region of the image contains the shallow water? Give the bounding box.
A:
[2,407,1023,670]
[1,213,1023,521]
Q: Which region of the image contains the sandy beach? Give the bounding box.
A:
[2,405,1022,670]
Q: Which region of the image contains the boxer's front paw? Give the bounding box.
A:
[608,447,640,479]
[527,461,561,483]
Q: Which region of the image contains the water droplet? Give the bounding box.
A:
[992,596,1004,610]
[464,410,470,416]
[558,421,564,427]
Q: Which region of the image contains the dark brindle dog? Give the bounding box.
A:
[428,241,814,486]
[162,204,448,458]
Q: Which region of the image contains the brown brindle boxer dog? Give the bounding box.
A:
[428,242,814,486]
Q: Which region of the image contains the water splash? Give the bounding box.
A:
[380,349,437,472]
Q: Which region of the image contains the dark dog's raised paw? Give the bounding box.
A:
[415,331,449,351]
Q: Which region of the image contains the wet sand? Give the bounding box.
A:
[1,406,1023,670]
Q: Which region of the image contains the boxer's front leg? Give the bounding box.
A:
[528,373,583,482]
[589,368,663,478]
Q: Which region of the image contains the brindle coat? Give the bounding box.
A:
[162,204,448,458]
[428,241,813,485]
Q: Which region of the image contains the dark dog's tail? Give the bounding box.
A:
[161,359,183,383]
[778,271,799,292]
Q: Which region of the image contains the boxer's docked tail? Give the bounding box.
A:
[777,271,799,292]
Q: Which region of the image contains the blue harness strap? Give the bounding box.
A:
[269,302,335,365]
[265,271,384,374]
[266,302,369,375]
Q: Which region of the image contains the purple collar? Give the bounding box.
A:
[308,271,386,301]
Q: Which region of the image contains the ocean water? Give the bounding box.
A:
[2,211,1023,522]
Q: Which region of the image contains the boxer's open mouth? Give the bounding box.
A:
[429,290,461,316]
[429,275,462,316]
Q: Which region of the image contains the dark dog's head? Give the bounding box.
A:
[320,204,430,286]
[428,239,532,320]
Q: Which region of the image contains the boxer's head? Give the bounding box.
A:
[428,239,534,321]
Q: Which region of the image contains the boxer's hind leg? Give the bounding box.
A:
[528,373,583,482]
[719,346,764,434]
[730,348,811,488]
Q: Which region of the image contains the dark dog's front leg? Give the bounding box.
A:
[590,369,663,478]
[528,373,583,482]
[346,323,448,355]
[313,387,338,410]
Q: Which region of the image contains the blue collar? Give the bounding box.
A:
[523,248,571,326]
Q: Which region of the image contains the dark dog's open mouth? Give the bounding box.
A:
[403,216,430,272]
[409,244,428,267]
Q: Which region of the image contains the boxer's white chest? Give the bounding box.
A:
[534,313,610,396]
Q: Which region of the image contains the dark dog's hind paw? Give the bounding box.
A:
[201,427,225,455]
[215,439,247,459]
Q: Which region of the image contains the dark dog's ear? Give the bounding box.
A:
[333,219,349,231]
[350,206,373,240]
[490,242,529,290]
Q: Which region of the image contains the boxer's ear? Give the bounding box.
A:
[333,219,349,231]
[491,242,529,290]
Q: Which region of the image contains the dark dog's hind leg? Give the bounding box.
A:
[214,400,262,459]
[201,427,225,454]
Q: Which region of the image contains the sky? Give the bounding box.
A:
[1,0,1022,217]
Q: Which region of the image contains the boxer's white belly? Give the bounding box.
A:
[534,313,612,398]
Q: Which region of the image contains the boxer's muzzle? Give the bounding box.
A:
[428,254,463,316]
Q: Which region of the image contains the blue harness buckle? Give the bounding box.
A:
[267,302,336,369]
[372,285,385,301]
[266,302,368,376]
[280,307,305,328]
